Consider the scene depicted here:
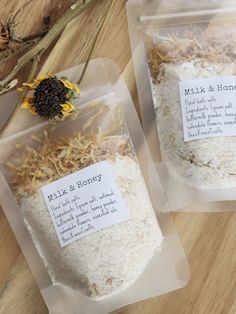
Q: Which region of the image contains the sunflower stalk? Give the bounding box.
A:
[0,0,98,94]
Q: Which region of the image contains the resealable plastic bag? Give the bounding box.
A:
[0,59,189,314]
[127,0,236,211]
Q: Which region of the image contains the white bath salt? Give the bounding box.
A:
[152,60,236,188]
[20,155,163,297]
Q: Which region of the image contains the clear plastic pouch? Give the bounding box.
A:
[0,59,189,313]
[127,0,236,211]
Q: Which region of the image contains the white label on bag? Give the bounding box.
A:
[42,161,129,247]
[179,76,236,142]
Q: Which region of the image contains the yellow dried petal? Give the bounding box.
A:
[21,98,37,115]
[61,79,80,94]
[61,102,75,117]
[61,79,73,90]
[71,83,80,94]
[32,75,51,87]
[22,82,37,89]
[38,75,52,81]
[21,97,31,109]
[28,106,38,115]
[21,75,53,90]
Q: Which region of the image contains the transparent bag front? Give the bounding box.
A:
[0,59,189,313]
[127,0,236,211]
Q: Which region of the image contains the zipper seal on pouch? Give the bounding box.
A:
[139,6,236,22]
[0,92,119,146]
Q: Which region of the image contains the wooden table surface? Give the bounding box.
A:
[0,1,236,313]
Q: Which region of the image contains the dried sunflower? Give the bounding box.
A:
[20,75,80,122]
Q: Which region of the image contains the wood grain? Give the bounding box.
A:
[0,1,236,313]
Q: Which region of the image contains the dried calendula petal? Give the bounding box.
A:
[8,132,134,197]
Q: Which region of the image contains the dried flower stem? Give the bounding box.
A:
[78,0,114,84]
[11,0,35,23]
[22,30,48,42]
[0,31,49,65]
[0,0,98,92]
[0,54,40,134]
[0,40,39,66]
